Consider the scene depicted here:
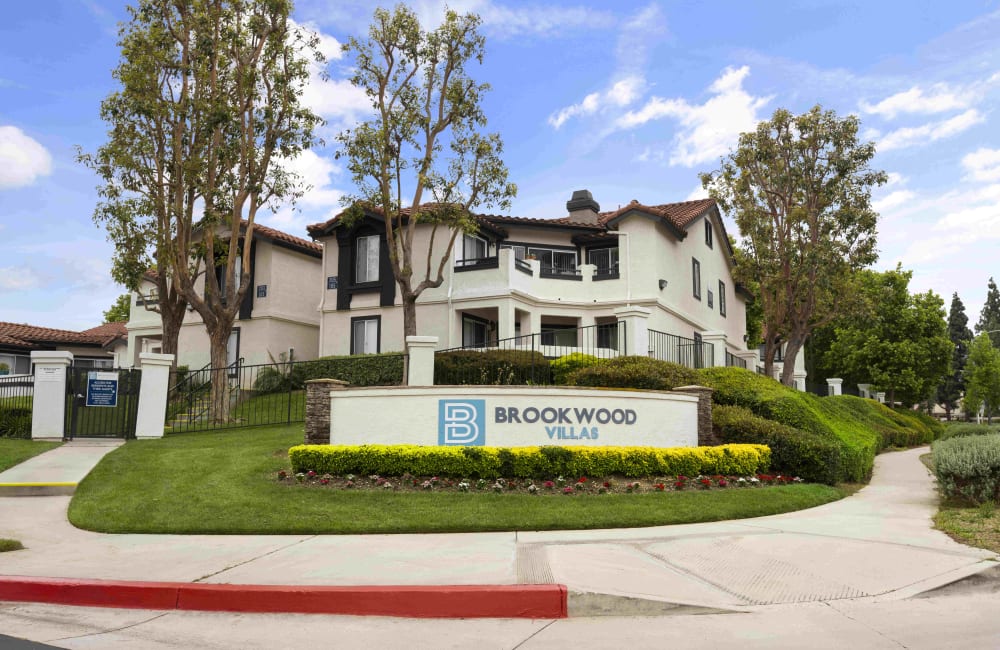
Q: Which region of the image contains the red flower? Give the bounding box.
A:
[563,486,574,495]
[577,476,587,483]
[320,478,330,485]
[307,470,317,478]
[603,481,611,488]
[718,479,728,487]
[674,481,685,489]
[544,481,555,489]
[654,483,666,491]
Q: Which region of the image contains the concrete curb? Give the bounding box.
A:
[0,576,567,619]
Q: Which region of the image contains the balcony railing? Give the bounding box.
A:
[593,265,620,281]
[538,264,582,281]
[454,256,499,272]
[725,350,748,369]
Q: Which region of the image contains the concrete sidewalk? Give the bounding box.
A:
[0,446,996,617]
[0,441,122,496]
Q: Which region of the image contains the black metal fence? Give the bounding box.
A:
[435,322,626,385]
[65,367,142,439]
[0,373,34,438]
[725,350,748,369]
[647,329,714,369]
[166,353,407,433]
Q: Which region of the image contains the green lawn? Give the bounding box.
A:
[923,452,1000,555]
[0,439,60,474]
[69,424,849,534]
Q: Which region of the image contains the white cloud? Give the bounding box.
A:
[686,184,709,201]
[963,148,1000,183]
[873,189,916,213]
[0,126,52,189]
[266,149,346,234]
[291,20,371,131]
[860,83,973,119]
[548,76,644,129]
[878,109,984,152]
[614,66,772,167]
[0,267,44,292]
[478,3,616,39]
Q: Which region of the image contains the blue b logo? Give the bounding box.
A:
[438,400,485,446]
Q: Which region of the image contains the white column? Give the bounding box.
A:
[827,378,843,396]
[736,351,759,372]
[613,306,651,357]
[699,330,727,367]
[497,299,517,340]
[406,336,439,386]
[793,372,807,392]
[135,353,175,439]
[30,351,73,440]
[876,391,886,404]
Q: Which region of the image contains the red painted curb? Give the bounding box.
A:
[0,576,567,619]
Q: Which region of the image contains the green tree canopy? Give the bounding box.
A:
[938,292,973,418]
[976,277,1000,348]
[337,4,516,341]
[701,105,886,385]
[964,333,1000,422]
[103,294,131,323]
[822,266,952,407]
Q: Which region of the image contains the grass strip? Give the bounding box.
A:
[0,439,61,474]
[69,424,847,535]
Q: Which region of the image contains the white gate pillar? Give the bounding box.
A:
[136,353,175,439]
[406,336,439,386]
[827,378,843,396]
[30,351,73,440]
[699,330,727,367]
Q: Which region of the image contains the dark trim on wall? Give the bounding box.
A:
[333,217,397,311]
[238,241,256,320]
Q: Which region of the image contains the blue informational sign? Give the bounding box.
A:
[438,399,485,446]
[86,371,119,407]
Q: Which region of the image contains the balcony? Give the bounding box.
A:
[449,249,624,304]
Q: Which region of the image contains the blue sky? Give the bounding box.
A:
[2,0,1000,330]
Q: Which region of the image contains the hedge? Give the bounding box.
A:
[712,405,841,484]
[933,434,1000,504]
[252,354,406,394]
[434,349,550,385]
[567,356,701,391]
[939,423,1000,441]
[698,367,936,483]
[289,443,771,479]
[551,353,603,385]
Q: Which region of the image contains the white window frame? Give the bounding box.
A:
[351,317,380,355]
[355,235,380,283]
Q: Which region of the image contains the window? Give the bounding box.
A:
[462,315,490,348]
[719,280,727,317]
[0,354,31,375]
[500,244,526,260]
[541,324,578,347]
[708,290,714,309]
[355,235,380,283]
[459,234,488,262]
[351,316,380,354]
[596,322,620,350]
[705,219,713,248]
[529,248,576,271]
[587,247,619,272]
[692,258,701,300]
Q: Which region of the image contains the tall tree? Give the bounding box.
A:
[338,5,516,341]
[701,106,886,385]
[84,0,322,421]
[964,333,1000,423]
[103,294,132,323]
[823,267,952,407]
[976,277,1000,348]
[938,292,973,419]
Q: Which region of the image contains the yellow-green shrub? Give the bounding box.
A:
[288,443,770,478]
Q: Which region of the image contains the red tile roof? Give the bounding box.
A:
[243,221,322,255]
[0,322,125,350]
[598,198,716,229]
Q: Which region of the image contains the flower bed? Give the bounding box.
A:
[275,469,802,495]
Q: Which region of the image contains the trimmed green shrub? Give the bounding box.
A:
[289,443,771,479]
[566,356,700,391]
[939,423,1000,440]
[551,353,602,385]
[0,407,32,439]
[712,405,841,484]
[933,434,1000,504]
[699,367,935,483]
[293,353,405,387]
[252,367,291,394]
[434,349,550,385]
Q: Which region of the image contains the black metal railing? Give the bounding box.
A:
[0,372,34,438]
[64,367,142,439]
[454,257,499,272]
[514,258,533,275]
[435,322,626,385]
[648,329,714,369]
[593,265,620,281]
[725,350,748,369]
[165,353,406,433]
[539,265,582,280]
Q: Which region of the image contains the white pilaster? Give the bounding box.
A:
[30,351,73,440]
[406,336,439,386]
[827,378,843,396]
[136,353,175,439]
[699,330,727,367]
[613,306,651,357]
[793,371,808,392]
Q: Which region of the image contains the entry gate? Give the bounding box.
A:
[65,367,142,439]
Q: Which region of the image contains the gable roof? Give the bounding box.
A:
[243,221,322,257]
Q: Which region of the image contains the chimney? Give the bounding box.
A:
[566,189,600,225]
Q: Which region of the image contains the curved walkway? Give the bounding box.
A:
[0,446,995,616]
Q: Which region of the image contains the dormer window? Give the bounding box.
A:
[355,235,380,283]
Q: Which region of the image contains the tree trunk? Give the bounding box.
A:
[402,294,418,338]
[208,323,232,423]
[780,334,805,387]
